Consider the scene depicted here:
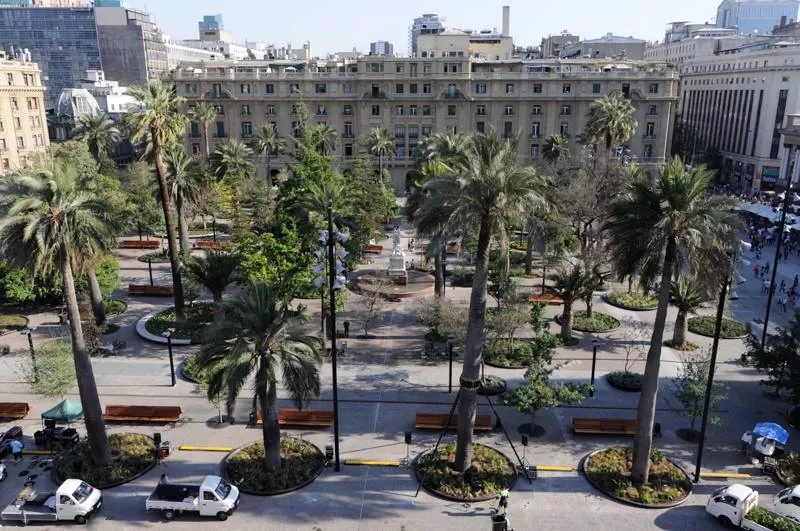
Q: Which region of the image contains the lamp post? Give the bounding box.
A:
[447,335,454,393]
[161,328,176,387]
[590,339,599,397]
[147,257,154,286]
[541,244,547,293]
[22,326,38,384]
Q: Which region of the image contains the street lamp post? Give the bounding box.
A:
[590,339,599,397]
[22,326,38,384]
[541,245,547,293]
[447,335,454,393]
[161,328,176,387]
[147,257,154,286]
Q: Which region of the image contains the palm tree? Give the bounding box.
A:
[546,266,587,342]
[184,250,242,322]
[195,282,322,472]
[210,139,255,185]
[541,133,570,164]
[250,122,285,183]
[417,131,470,165]
[165,148,205,255]
[363,127,394,178]
[670,276,707,349]
[604,157,739,485]
[71,112,121,164]
[414,128,549,472]
[126,80,189,320]
[309,124,336,156]
[190,102,216,160]
[0,161,112,464]
[583,93,638,155]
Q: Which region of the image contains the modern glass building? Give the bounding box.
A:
[0,7,101,108]
[716,0,800,35]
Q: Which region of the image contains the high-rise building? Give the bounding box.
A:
[370,41,394,56]
[0,7,101,108]
[716,0,799,34]
[0,52,48,171]
[0,0,84,5]
[540,31,580,58]
[409,14,444,55]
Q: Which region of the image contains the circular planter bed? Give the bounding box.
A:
[477,375,507,396]
[663,340,699,351]
[145,303,213,343]
[483,340,536,369]
[606,371,643,392]
[414,442,516,501]
[181,353,213,384]
[569,311,620,333]
[582,447,692,508]
[137,250,169,263]
[605,292,658,311]
[687,316,748,338]
[222,438,325,496]
[0,314,28,335]
[55,433,156,488]
[104,299,127,317]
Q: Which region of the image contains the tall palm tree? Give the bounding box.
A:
[309,124,337,156]
[250,122,285,183]
[71,112,121,164]
[190,102,216,160]
[125,80,189,320]
[415,128,549,472]
[363,127,394,178]
[165,147,205,255]
[670,276,707,349]
[583,93,638,155]
[546,266,587,342]
[0,161,112,464]
[604,157,738,485]
[184,250,242,322]
[417,131,470,165]
[210,139,255,185]
[541,133,570,165]
[195,282,322,472]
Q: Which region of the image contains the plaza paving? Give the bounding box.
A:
[0,211,798,530]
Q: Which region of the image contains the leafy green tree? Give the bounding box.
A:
[746,314,800,399]
[414,128,550,471]
[120,160,162,239]
[583,93,638,156]
[546,266,587,342]
[237,226,311,296]
[670,276,707,348]
[184,250,242,322]
[363,126,394,178]
[189,102,216,160]
[71,112,121,165]
[165,147,206,254]
[487,261,517,310]
[0,161,113,464]
[45,140,99,182]
[126,79,189,320]
[604,157,739,485]
[195,282,322,472]
[20,341,76,399]
[670,349,727,433]
[250,122,286,183]
[542,133,570,164]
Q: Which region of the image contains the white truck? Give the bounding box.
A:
[706,484,800,530]
[145,475,239,521]
[0,479,102,525]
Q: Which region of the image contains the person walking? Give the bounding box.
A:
[762,280,771,295]
[9,439,23,463]
[754,263,761,278]
[779,294,788,313]
[764,262,770,277]
[780,279,786,293]
[493,488,510,515]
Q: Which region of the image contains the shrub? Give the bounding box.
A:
[226,438,325,494]
[747,506,800,531]
[451,268,474,287]
[606,291,658,310]
[572,311,620,332]
[606,371,643,391]
[104,299,126,316]
[687,316,747,338]
[477,375,507,396]
[778,453,800,486]
[416,442,515,499]
[55,433,154,488]
[484,334,560,368]
[145,303,214,342]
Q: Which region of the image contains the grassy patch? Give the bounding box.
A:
[145,303,213,342]
[416,442,515,499]
[483,337,559,368]
[182,352,214,384]
[137,250,169,263]
[0,314,27,334]
[104,299,126,316]
[606,371,643,392]
[585,447,691,505]
[572,311,620,332]
[55,433,154,488]
[226,438,325,494]
[687,316,747,338]
[606,291,658,310]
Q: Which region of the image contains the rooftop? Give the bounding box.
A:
[584,33,647,44]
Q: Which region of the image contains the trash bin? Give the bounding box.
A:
[159,441,171,459]
[33,430,44,447]
[491,514,508,531]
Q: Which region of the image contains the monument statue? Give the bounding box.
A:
[388,227,407,284]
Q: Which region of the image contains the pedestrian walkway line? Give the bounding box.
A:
[535,465,574,472]
[345,459,401,467]
[22,450,56,455]
[178,445,233,452]
[700,471,752,479]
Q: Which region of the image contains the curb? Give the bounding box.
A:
[135,312,192,345]
[602,293,658,311]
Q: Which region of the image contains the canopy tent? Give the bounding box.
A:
[752,422,789,445]
[41,399,83,423]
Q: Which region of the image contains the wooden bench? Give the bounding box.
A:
[254,408,334,428]
[128,284,174,296]
[195,240,230,250]
[572,417,637,435]
[415,413,493,432]
[0,402,30,420]
[362,245,384,254]
[528,293,564,304]
[120,240,160,250]
[104,405,182,423]
[445,244,460,255]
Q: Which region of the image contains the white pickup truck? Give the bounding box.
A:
[0,479,102,525]
[145,475,239,521]
[706,484,800,530]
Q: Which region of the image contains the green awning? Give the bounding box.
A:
[41,399,83,423]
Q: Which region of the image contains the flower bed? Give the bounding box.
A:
[144,303,213,342]
[687,316,748,338]
[605,291,658,311]
[414,443,516,501]
[182,352,214,384]
[583,447,691,507]
[572,311,620,333]
[0,314,28,334]
[223,438,325,495]
[137,249,169,263]
[606,371,643,392]
[55,433,155,488]
[104,299,127,317]
[483,340,535,369]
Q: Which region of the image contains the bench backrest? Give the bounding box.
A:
[415,413,492,426]
[279,409,333,422]
[0,402,30,415]
[105,405,182,418]
[573,418,636,430]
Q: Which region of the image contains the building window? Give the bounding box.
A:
[562,83,571,94]
[315,83,327,94]
[265,105,276,115]
[532,105,542,115]
[532,83,542,94]
[505,83,514,94]
[647,105,657,115]
[14,117,20,128]
[477,121,485,133]
[648,83,659,94]
[423,84,432,94]
[368,62,384,73]
[443,62,461,73]
[395,83,404,94]
[622,83,630,97]
[343,122,353,137]
[645,122,655,138]
[265,83,274,94]
[396,143,406,158]
[10,98,18,111]
[185,83,197,95]
[395,125,405,138]
[408,126,419,138]
[371,105,380,116]
[17,136,23,149]
[396,105,404,116]
[240,83,251,94]
[409,105,418,115]
[190,122,201,137]
[344,143,353,158]
[530,144,540,159]
[531,122,540,138]
[214,104,224,115]
[6,73,12,86]
[291,104,299,114]
[447,105,456,116]
[396,63,405,73]
[212,83,222,97]
[214,122,225,137]
[423,63,432,73]
[0,139,5,151]
[241,122,252,138]
[1,158,8,170]
[371,84,381,97]
[504,105,514,116]
[475,83,487,94]
[241,104,251,116]
[422,126,432,136]
[409,83,418,94]
[289,83,300,93]
[476,104,487,116]
[592,83,601,94]
[191,143,200,154]
[503,122,513,138]
[560,105,571,115]
[560,123,569,137]
[343,105,352,115]
[422,105,431,116]
[644,144,653,158]
[343,83,352,94]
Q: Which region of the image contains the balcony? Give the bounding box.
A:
[342,132,354,139]
[362,90,388,100]
[642,134,657,139]
[529,134,541,140]
[190,132,202,139]
[213,132,228,139]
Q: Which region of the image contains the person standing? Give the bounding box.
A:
[780,279,787,293]
[779,294,788,313]
[754,263,761,278]
[494,489,510,515]
[9,439,23,463]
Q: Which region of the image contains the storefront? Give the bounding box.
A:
[761,166,780,192]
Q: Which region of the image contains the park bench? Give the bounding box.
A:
[572,417,637,435]
[103,405,182,423]
[0,402,30,420]
[415,413,493,432]
[254,408,334,428]
[128,284,174,296]
[445,243,460,255]
[362,244,384,254]
[528,293,564,304]
[195,240,230,250]
[120,240,160,250]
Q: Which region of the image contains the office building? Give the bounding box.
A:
[415,7,514,60]
[562,33,647,60]
[171,56,678,190]
[645,21,761,63]
[0,52,48,171]
[716,0,799,34]
[540,31,580,58]
[164,36,224,70]
[678,43,800,193]
[370,41,394,56]
[409,13,444,55]
[0,0,84,5]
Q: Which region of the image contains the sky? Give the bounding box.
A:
[127,0,723,55]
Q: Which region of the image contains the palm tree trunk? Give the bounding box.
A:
[379,154,383,179]
[203,122,210,161]
[672,310,688,348]
[561,299,574,341]
[441,247,447,297]
[176,196,191,256]
[433,251,444,298]
[86,268,106,326]
[631,239,676,485]
[151,127,186,321]
[266,153,271,184]
[61,246,110,465]
[524,231,535,275]
[212,292,225,322]
[585,294,594,318]
[454,218,492,472]
[261,371,281,473]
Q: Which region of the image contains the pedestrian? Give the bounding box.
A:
[10,439,22,462]
[754,263,761,278]
[493,488,510,515]
[780,279,786,293]
[343,320,350,338]
[762,280,770,295]
[764,262,770,276]
[790,293,797,309]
